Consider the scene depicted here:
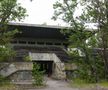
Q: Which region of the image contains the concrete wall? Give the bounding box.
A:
[0,53,66,81]
[29,53,53,61]
[52,54,66,79]
[29,53,66,79]
[9,70,32,82]
[0,62,33,77]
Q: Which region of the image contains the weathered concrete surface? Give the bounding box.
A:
[28,77,78,90]
[0,62,33,77]
[30,53,66,79]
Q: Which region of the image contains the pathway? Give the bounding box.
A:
[29,77,78,90]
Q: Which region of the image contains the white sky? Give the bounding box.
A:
[17,0,96,28]
[17,0,67,26]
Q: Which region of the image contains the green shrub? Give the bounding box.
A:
[0,75,10,86]
[32,63,44,86]
[23,55,31,61]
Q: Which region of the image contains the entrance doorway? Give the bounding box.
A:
[34,61,53,77]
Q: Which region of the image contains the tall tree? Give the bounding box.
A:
[52,0,106,82]
[0,0,27,61]
[83,0,108,79]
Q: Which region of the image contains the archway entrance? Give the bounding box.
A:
[34,61,53,77]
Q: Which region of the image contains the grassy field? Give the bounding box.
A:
[70,79,108,90]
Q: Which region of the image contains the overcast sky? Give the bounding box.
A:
[17,0,96,29]
[17,0,67,26]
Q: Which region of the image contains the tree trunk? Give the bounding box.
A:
[102,47,108,79]
[101,33,108,79]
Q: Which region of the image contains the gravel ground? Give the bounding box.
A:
[28,77,78,90]
[28,77,108,90]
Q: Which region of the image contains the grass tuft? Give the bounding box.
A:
[70,78,108,90]
[70,78,96,88]
[99,80,108,87]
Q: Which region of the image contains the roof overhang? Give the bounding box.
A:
[8,23,67,40]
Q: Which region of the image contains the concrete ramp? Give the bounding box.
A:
[0,62,33,77]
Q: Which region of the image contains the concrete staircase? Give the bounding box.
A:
[52,54,66,79]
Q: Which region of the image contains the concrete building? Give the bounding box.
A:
[0,23,70,82]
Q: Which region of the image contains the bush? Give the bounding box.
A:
[0,75,10,85]
[32,63,44,86]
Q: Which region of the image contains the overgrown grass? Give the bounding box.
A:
[70,78,95,88]
[70,78,108,89]
[99,80,108,87]
[0,84,17,90]
[0,75,18,90]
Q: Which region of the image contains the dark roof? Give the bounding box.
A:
[8,23,67,40]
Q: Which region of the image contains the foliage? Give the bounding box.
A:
[0,45,16,61]
[0,75,6,84]
[70,78,93,88]
[23,55,31,62]
[0,84,16,90]
[0,0,27,23]
[0,0,27,62]
[71,78,108,89]
[84,0,108,80]
[69,47,104,83]
[0,75,10,86]
[32,63,44,86]
[52,0,108,82]
[99,80,108,87]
